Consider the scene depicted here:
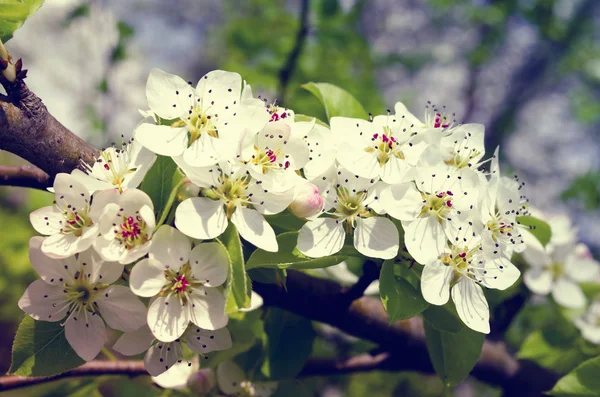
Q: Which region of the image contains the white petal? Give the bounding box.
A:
[231,207,277,252]
[80,248,123,284]
[119,188,154,214]
[575,320,600,344]
[150,225,191,272]
[144,342,181,377]
[247,185,295,215]
[18,280,68,322]
[336,146,380,180]
[552,278,586,309]
[354,217,399,259]
[65,312,106,361]
[148,295,190,342]
[380,183,422,221]
[183,134,228,167]
[187,287,229,330]
[130,258,168,297]
[195,70,242,116]
[189,242,229,287]
[403,217,446,265]
[89,189,121,221]
[451,278,490,334]
[70,169,113,194]
[184,326,232,354]
[523,268,553,295]
[175,198,228,240]
[93,237,124,263]
[146,68,193,119]
[239,291,264,312]
[53,173,91,211]
[297,218,345,258]
[421,260,453,305]
[216,361,246,395]
[152,361,195,390]
[30,206,62,235]
[480,255,521,290]
[96,285,147,332]
[381,156,411,184]
[42,231,95,258]
[28,237,74,284]
[113,325,155,356]
[565,257,600,282]
[134,123,188,157]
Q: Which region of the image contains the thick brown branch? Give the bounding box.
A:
[253,271,559,397]
[0,361,147,391]
[0,164,50,190]
[0,74,97,182]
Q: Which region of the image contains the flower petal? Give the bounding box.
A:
[297,218,345,258]
[451,278,490,334]
[152,361,195,390]
[113,325,155,356]
[150,225,191,272]
[523,268,553,295]
[42,231,96,258]
[403,217,446,265]
[18,280,68,322]
[195,70,242,116]
[552,278,586,309]
[30,206,62,235]
[130,258,168,297]
[65,312,106,361]
[231,207,277,252]
[53,173,91,212]
[187,287,228,331]
[421,260,453,305]
[146,68,193,119]
[354,217,399,259]
[134,123,188,157]
[189,242,229,287]
[144,341,181,377]
[175,198,228,240]
[216,361,246,395]
[96,285,147,332]
[147,295,190,342]
[565,256,600,282]
[380,183,422,221]
[29,236,74,284]
[184,326,232,354]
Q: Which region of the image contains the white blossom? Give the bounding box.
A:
[175,160,293,252]
[297,167,399,259]
[574,299,600,344]
[30,173,118,258]
[129,225,228,342]
[71,137,156,193]
[94,189,155,264]
[18,237,146,361]
[216,361,278,397]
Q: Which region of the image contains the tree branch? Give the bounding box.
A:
[0,164,50,190]
[278,0,310,103]
[0,63,97,184]
[253,270,559,397]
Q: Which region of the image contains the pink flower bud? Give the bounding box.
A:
[289,183,324,219]
[187,368,216,395]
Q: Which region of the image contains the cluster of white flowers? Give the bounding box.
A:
[520,212,600,343]
[18,67,540,381]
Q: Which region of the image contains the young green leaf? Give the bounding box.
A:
[219,223,249,312]
[517,215,552,247]
[139,155,183,220]
[549,355,600,396]
[380,260,429,323]
[517,329,587,374]
[423,320,485,386]
[261,308,316,380]
[302,82,368,121]
[246,232,347,270]
[0,0,44,43]
[421,304,464,333]
[294,113,329,128]
[9,316,85,377]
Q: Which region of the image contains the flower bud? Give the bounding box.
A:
[177,178,200,201]
[289,183,324,219]
[187,368,216,395]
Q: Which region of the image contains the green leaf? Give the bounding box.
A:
[140,155,183,220]
[0,0,44,42]
[246,232,347,270]
[261,308,316,380]
[219,223,249,312]
[248,267,287,288]
[302,82,368,121]
[421,303,463,334]
[294,113,329,128]
[517,216,552,247]
[9,316,85,377]
[264,211,307,233]
[517,329,586,374]
[549,355,600,396]
[423,320,485,386]
[380,260,429,322]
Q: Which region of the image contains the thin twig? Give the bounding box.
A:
[0,164,50,190]
[278,0,310,103]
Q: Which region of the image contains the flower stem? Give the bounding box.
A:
[101,347,117,362]
[155,177,186,230]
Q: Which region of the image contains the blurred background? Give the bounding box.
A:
[0,0,599,395]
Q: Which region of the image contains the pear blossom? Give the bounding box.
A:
[301,121,338,191]
[522,232,599,309]
[134,68,263,167]
[30,173,118,258]
[420,101,459,134]
[129,225,228,342]
[113,324,232,377]
[175,160,293,252]
[18,237,146,361]
[438,123,487,170]
[420,221,520,333]
[94,189,155,264]
[216,361,278,397]
[379,158,482,264]
[71,137,156,193]
[152,361,216,393]
[574,299,600,344]
[297,167,399,259]
[289,182,324,219]
[330,103,432,184]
